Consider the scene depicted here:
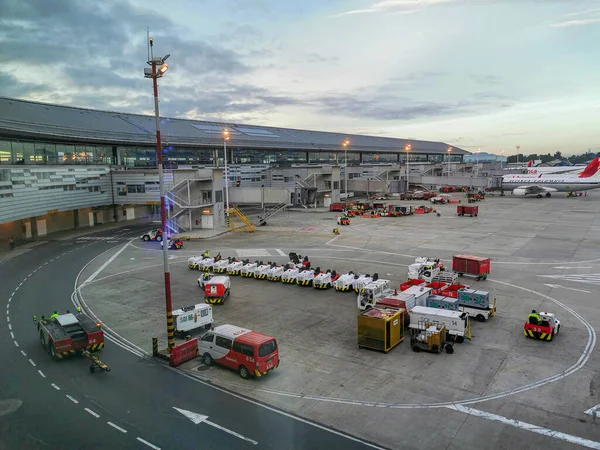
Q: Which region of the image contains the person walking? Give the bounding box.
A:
[8,236,15,250]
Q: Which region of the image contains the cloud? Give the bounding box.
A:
[564,8,600,17]
[550,18,600,27]
[470,74,502,85]
[331,0,453,18]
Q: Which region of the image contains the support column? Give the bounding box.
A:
[30,216,38,241]
[73,209,80,229]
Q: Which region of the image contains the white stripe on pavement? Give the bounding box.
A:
[82,242,130,285]
[447,404,600,449]
[85,408,100,418]
[107,421,127,433]
[136,437,161,450]
[275,248,286,256]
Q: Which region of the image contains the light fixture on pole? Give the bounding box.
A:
[446,146,452,185]
[475,148,481,177]
[516,145,520,165]
[222,128,230,216]
[404,143,412,191]
[144,35,175,351]
[500,150,504,170]
[342,138,350,196]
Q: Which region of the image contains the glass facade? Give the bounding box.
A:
[0,138,462,166]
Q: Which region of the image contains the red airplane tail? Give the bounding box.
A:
[527,160,533,167]
[578,157,600,178]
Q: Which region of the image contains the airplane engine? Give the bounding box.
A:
[512,188,528,196]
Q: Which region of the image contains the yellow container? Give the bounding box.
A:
[357,307,405,352]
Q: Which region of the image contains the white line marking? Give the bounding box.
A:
[51,383,60,390]
[107,421,127,433]
[447,404,600,449]
[20,350,26,356]
[37,370,46,378]
[543,283,591,294]
[10,331,14,339]
[28,359,36,367]
[82,242,130,285]
[275,248,286,256]
[13,340,17,347]
[7,324,11,330]
[7,316,10,322]
[554,266,593,269]
[585,404,600,416]
[205,418,258,445]
[173,407,257,445]
[85,408,100,418]
[14,286,18,291]
[136,437,161,449]
[66,395,78,404]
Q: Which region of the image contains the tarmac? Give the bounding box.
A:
[78,191,600,450]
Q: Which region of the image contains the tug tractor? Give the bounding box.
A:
[213,257,233,273]
[241,260,259,277]
[141,228,163,242]
[524,312,561,341]
[334,272,355,292]
[288,253,310,269]
[198,272,216,289]
[313,270,340,289]
[254,261,273,280]
[352,274,375,293]
[188,256,204,270]
[339,217,350,226]
[227,259,245,276]
[198,257,216,271]
[161,238,183,250]
[267,264,285,281]
[204,276,231,305]
[33,312,110,373]
[281,265,301,284]
[297,267,318,286]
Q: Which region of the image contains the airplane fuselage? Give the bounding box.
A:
[501,174,600,192]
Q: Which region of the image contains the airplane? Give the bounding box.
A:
[524,159,590,175]
[501,157,600,197]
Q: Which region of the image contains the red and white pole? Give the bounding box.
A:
[151,61,175,351]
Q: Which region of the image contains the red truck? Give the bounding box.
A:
[34,311,110,373]
[457,205,478,217]
[452,255,490,281]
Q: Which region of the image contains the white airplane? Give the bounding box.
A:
[502,157,600,197]
[524,159,589,175]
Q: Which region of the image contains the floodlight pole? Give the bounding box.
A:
[223,138,230,215]
[147,46,174,351]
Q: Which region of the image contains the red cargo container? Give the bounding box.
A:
[452,255,490,281]
[329,202,346,212]
[457,205,478,217]
[439,283,470,298]
[425,281,448,295]
[400,279,426,291]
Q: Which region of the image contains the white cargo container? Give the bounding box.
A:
[402,286,432,307]
[408,306,471,343]
[172,304,213,337]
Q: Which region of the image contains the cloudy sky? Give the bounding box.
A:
[1,0,599,155]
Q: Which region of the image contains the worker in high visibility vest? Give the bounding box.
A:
[528,310,541,324]
[50,311,59,319]
[203,250,209,258]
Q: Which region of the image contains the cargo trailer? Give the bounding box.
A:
[408,306,471,343]
[452,254,490,281]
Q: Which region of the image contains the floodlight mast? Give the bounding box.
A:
[144,35,174,351]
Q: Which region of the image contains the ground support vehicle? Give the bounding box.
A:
[457,288,496,321]
[388,205,414,216]
[409,321,453,354]
[452,254,490,281]
[241,261,259,277]
[213,258,233,274]
[199,324,279,379]
[141,228,163,242]
[227,260,244,276]
[313,270,340,289]
[161,238,183,250]
[352,274,375,292]
[334,272,356,291]
[457,205,479,217]
[430,196,448,204]
[173,304,213,337]
[357,307,406,352]
[409,306,471,343]
[188,256,204,270]
[288,252,310,268]
[204,276,231,305]
[254,262,273,279]
[267,264,285,281]
[400,279,426,291]
[439,283,470,298]
[82,350,111,373]
[198,272,216,289]
[433,271,459,284]
[281,266,301,283]
[407,261,440,282]
[357,279,394,310]
[198,257,216,271]
[34,312,107,364]
[400,285,433,308]
[339,217,350,226]
[297,268,317,286]
[524,312,560,341]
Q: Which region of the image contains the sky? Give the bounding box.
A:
[1,0,599,156]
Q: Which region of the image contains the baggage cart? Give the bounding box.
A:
[357,307,406,352]
[452,255,490,281]
[457,205,478,217]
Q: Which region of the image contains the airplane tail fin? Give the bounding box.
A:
[527,160,533,167]
[578,157,600,178]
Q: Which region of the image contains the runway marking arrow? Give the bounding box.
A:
[543,284,591,294]
[173,407,258,445]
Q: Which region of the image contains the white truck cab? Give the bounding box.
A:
[172,304,213,337]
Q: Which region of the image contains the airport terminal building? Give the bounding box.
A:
[0,97,468,241]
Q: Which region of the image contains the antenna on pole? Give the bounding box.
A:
[147,27,154,61]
